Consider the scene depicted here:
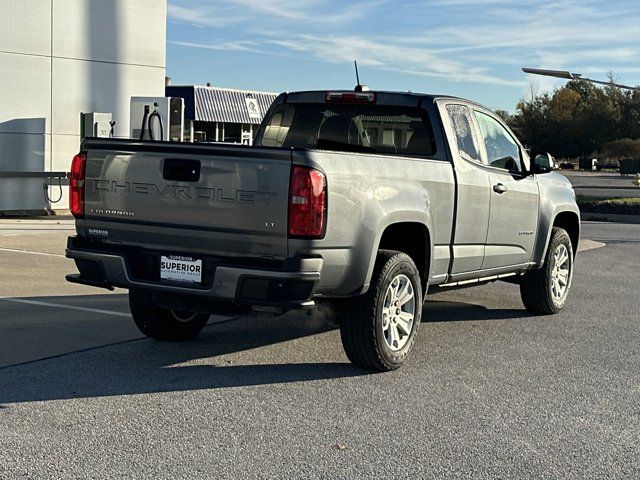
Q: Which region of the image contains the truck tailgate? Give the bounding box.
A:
[82,141,292,259]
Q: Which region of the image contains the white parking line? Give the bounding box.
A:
[0,297,130,317]
[0,247,65,258]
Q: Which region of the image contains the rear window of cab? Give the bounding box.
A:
[260,103,437,157]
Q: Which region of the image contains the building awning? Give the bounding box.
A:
[166,85,278,125]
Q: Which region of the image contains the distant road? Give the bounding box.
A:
[560,171,640,198]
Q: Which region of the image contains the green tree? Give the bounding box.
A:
[506,76,639,159]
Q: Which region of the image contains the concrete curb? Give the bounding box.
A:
[578,239,606,252]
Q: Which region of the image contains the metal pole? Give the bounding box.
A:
[522,67,640,92]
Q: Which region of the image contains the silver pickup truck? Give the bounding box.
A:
[66,90,580,371]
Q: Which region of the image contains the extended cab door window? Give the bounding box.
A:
[444,104,482,163]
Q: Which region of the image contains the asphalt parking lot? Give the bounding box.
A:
[0,219,638,478]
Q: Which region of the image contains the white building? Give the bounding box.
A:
[0,0,167,213]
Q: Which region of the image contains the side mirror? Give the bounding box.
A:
[531,152,554,174]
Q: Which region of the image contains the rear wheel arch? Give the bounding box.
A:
[376,222,431,295]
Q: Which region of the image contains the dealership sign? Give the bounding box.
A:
[245,95,262,120]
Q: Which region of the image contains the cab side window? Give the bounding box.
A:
[445,104,481,163]
[473,111,522,172]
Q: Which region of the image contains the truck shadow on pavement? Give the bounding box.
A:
[0,294,533,404]
[424,300,535,322]
[0,296,366,404]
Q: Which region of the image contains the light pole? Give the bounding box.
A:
[522,67,640,92]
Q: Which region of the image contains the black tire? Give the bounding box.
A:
[340,250,423,372]
[129,288,210,341]
[520,227,574,314]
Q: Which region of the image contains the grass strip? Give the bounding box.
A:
[577,195,640,215]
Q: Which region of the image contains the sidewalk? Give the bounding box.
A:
[0,218,75,237]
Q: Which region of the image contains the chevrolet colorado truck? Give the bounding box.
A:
[66,90,580,371]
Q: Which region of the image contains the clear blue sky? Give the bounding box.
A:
[166,0,640,112]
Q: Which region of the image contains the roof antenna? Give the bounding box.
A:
[354,60,369,92]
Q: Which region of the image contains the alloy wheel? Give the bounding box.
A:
[381,274,416,351]
[551,243,571,301]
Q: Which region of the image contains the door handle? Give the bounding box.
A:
[493,183,507,194]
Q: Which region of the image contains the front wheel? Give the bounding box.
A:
[129,288,210,341]
[520,227,574,314]
[340,250,423,372]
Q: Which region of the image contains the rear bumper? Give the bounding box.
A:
[65,237,322,308]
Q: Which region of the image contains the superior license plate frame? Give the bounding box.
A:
[160,255,203,285]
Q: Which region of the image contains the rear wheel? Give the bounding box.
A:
[520,227,574,314]
[129,288,210,341]
[340,250,423,372]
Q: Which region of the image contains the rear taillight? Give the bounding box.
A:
[69,152,87,218]
[288,165,326,238]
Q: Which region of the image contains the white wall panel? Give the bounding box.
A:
[0,132,48,211]
[53,0,166,67]
[0,133,47,171]
[0,53,51,134]
[0,0,166,212]
[52,58,165,136]
[51,134,79,172]
[0,0,51,56]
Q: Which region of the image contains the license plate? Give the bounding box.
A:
[160,255,202,284]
